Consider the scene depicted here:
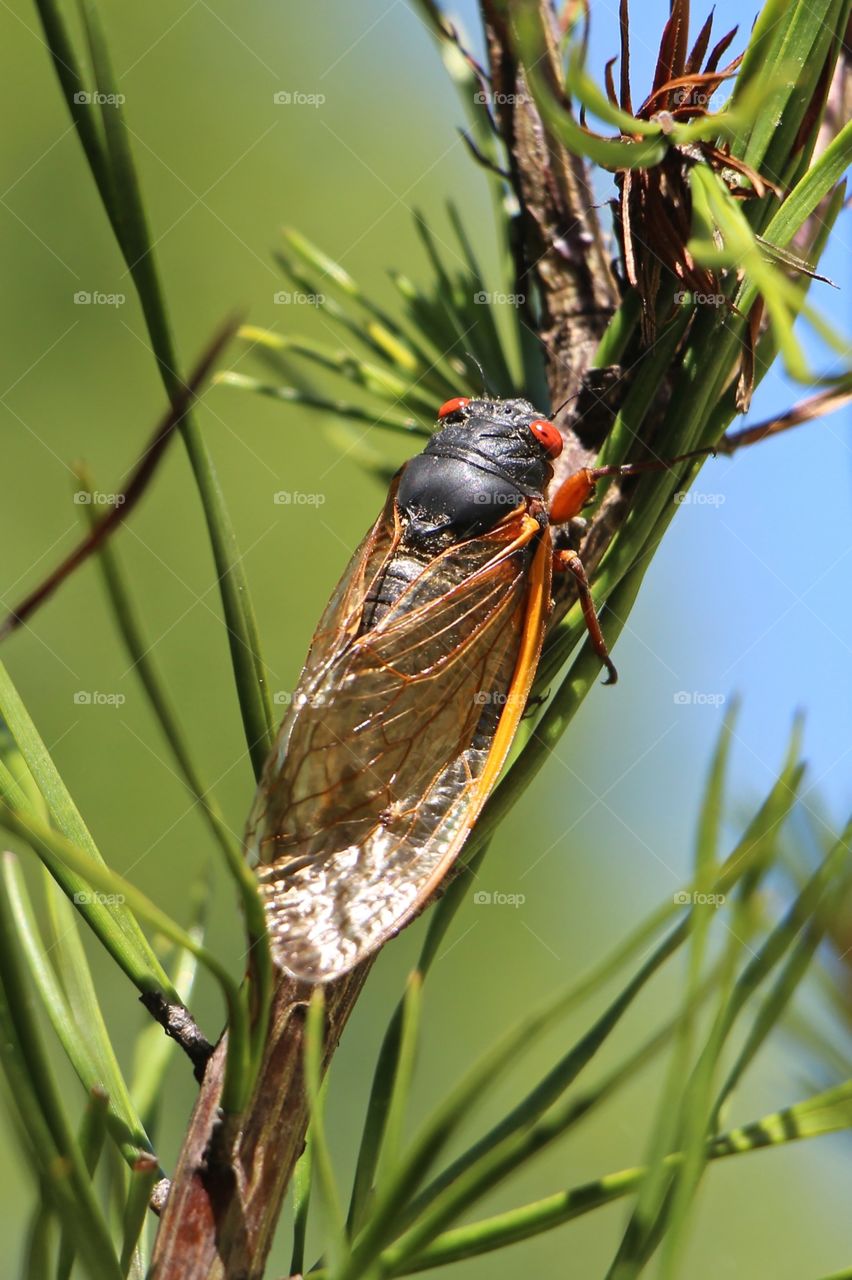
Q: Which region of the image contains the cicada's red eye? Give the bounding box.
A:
[529,418,563,459]
[437,396,470,420]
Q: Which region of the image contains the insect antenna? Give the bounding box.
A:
[551,388,581,420]
[464,351,490,396]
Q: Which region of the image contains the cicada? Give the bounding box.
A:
[246,395,629,981]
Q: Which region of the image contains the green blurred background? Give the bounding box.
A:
[1,1,850,1275]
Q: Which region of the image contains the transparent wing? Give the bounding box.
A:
[246,489,550,980]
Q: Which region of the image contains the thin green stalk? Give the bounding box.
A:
[3,854,152,1169]
[0,659,175,998]
[56,1091,110,1280]
[0,802,252,1113]
[34,0,273,776]
[305,992,350,1274]
[382,1079,852,1274]
[0,898,122,1280]
[76,465,241,870]
[73,471,273,1083]
[346,841,492,1235]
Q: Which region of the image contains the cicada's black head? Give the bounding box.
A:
[397,396,563,543]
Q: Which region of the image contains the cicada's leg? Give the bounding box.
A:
[547,445,714,682]
[548,446,715,524]
[552,547,618,685]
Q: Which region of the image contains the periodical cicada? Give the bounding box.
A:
[246,394,647,981]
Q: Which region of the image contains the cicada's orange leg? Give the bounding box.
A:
[548,446,714,682]
[553,546,618,685]
[549,447,716,524]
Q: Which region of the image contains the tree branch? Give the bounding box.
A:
[149,965,371,1279]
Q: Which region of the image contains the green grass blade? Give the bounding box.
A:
[23,1203,54,1280]
[385,1080,852,1274]
[0,800,251,1112]
[35,0,273,776]
[712,821,852,1131]
[395,731,804,1255]
[217,371,428,436]
[269,252,447,389]
[764,119,852,249]
[373,973,423,1201]
[73,469,272,1079]
[119,1159,159,1277]
[0,892,123,1280]
[385,966,726,1272]
[343,913,696,1278]
[733,0,845,181]
[653,818,851,1278]
[280,228,451,382]
[237,329,438,414]
[305,990,349,1273]
[0,660,175,997]
[75,466,242,872]
[56,1091,110,1280]
[347,846,490,1236]
[615,707,740,1280]
[2,852,153,1167]
[289,1128,314,1278]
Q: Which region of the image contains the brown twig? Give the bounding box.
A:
[0,315,240,643]
[149,965,371,1279]
[139,991,215,1085]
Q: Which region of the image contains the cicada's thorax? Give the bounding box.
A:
[361,398,554,632]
